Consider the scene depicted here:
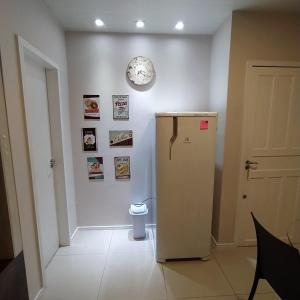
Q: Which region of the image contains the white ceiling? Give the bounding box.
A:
[43,0,300,34]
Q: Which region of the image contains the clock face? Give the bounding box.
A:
[126,56,155,86]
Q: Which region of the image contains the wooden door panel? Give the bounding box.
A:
[269,75,294,149]
[240,177,281,244]
[276,176,300,238]
[289,76,300,150]
[251,74,274,150]
[250,69,300,157]
[240,175,300,244]
[238,65,300,245]
[24,56,59,267]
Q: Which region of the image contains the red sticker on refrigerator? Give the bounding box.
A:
[200,120,208,130]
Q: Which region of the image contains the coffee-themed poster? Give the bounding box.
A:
[82,128,97,151]
[114,156,130,179]
[109,130,133,147]
[83,95,100,120]
[87,157,104,180]
[112,95,129,120]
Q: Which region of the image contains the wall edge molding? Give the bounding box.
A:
[211,235,236,248]
[34,287,44,300]
[76,224,156,231]
[70,227,79,240]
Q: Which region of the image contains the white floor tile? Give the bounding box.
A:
[56,229,112,255]
[168,296,236,300]
[41,229,283,300]
[163,258,234,298]
[212,247,272,295]
[40,254,106,300]
[109,229,154,255]
[99,253,166,300]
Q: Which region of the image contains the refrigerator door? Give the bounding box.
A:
[156,114,217,261]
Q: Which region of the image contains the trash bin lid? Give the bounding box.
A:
[129,203,148,215]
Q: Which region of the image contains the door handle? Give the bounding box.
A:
[169,117,178,160]
[245,160,258,170]
[50,158,56,168]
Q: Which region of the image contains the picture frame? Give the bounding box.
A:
[114,156,130,179]
[82,128,97,151]
[87,157,104,180]
[109,130,133,147]
[83,95,100,120]
[112,95,129,120]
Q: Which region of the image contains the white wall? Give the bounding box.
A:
[0,0,77,298]
[66,32,212,226]
[208,17,232,239]
[218,11,300,243]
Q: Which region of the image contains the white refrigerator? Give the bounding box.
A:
[156,112,217,262]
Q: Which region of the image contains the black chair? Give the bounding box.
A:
[249,213,300,300]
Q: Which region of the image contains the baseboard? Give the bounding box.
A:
[77,224,133,230]
[146,223,156,228]
[76,223,156,231]
[70,227,79,240]
[211,235,236,248]
[33,287,44,300]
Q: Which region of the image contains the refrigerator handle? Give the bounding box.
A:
[169,116,178,160]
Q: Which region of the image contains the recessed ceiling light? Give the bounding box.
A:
[136,20,145,28]
[95,18,104,27]
[175,21,184,30]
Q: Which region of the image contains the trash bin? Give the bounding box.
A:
[129,203,148,239]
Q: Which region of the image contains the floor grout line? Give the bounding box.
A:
[171,296,237,299]
[161,252,237,300]
[96,230,114,300]
[212,248,279,299]
[44,229,280,300]
[160,262,169,299]
[211,250,238,298]
[56,253,107,256]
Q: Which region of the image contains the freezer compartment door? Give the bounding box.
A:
[156,115,217,260]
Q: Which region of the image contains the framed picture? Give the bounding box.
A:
[109,130,133,147]
[82,128,97,151]
[114,156,130,179]
[83,95,100,120]
[87,157,104,180]
[112,95,129,120]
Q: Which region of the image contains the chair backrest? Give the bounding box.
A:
[251,213,300,299]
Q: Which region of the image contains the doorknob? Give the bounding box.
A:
[245,160,258,170]
[245,160,258,165]
[50,158,56,168]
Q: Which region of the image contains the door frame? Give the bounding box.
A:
[17,36,70,282]
[0,52,23,257]
[235,60,300,246]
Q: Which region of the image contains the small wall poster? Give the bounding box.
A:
[114,156,130,179]
[109,130,133,147]
[82,128,97,151]
[112,95,129,120]
[83,95,100,120]
[87,157,104,180]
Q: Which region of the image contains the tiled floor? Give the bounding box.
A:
[40,229,279,300]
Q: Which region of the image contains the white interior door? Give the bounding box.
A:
[238,65,300,245]
[24,55,59,267]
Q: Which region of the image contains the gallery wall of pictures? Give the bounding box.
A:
[82,94,131,181]
[66,32,211,225]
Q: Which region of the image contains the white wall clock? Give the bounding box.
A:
[126,56,155,86]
